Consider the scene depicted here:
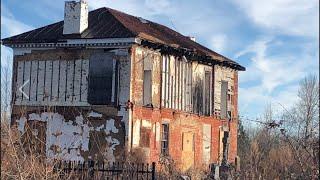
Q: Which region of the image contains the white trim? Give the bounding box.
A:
[5,38,141,49]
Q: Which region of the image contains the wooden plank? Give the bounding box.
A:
[168,56,172,109]
[15,61,24,104]
[187,63,192,112]
[23,61,31,102]
[176,60,180,110]
[80,59,89,102]
[37,61,45,102]
[66,60,75,103]
[182,61,186,111]
[179,60,183,111]
[161,56,166,108]
[166,56,169,108]
[73,59,82,103]
[44,60,52,102]
[111,59,116,103]
[173,56,177,110]
[51,60,60,102]
[59,60,67,103]
[30,60,38,102]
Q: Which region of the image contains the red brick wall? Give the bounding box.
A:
[130,46,238,169]
[131,106,238,168]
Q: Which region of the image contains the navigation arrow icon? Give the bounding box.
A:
[19,80,29,100]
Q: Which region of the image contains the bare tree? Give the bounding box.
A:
[281,74,319,178]
[1,61,12,122]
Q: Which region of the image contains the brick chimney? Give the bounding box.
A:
[63,0,88,35]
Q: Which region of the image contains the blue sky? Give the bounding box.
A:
[1,0,319,121]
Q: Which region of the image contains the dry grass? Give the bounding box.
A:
[1,121,62,180]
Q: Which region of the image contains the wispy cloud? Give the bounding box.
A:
[1,16,34,38]
[237,38,317,91]
[231,0,319,37]
[237,37,318,118]
[209,34,227,53]
[1,3,34,68]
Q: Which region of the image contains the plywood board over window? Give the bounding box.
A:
[181,131,195,171]
[202,124,211,164]
[14,57,91,106]
[221,81,228,119]
[143,54,152,106]
[140,127,151,147]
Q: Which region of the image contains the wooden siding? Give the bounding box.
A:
[14,59,90,106]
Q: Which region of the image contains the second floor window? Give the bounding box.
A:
[88,52,117,105]
[220,81,228,119]
[143,55,153,106]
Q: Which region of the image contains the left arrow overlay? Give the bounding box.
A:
[19,80,30,100]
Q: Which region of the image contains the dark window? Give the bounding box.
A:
[143,70,152,106]
[222,131,229,163]
[221,81,228,119]
[192,76,203,115]
[161,124,169,155]
[88,53,116,105]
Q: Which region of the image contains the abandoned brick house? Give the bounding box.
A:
[2,1,245,171]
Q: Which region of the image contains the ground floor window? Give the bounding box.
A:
[161,124,169,155]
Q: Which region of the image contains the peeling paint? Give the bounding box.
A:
[142,119,152,128]
[87,111,103,117]
[17,111,121,162]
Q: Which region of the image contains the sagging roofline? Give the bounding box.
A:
[1,37,245,71]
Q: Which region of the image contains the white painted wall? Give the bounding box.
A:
[16,111,120,162]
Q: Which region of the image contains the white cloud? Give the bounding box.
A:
[209,34,227,53]
[237,38,317,92]
[1,14,34,38]
[237,37,318,118]
[231,0,319,37]
[1,5,34,69]
[239,84,300,119]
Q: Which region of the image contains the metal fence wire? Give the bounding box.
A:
[54,160,156,180]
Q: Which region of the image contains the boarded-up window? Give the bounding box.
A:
[88,53,117,105]
[143,70,152,106]
[161,124,169,155]
[140,127,151,147]
[143,55,152,106]
[221,81,228,119]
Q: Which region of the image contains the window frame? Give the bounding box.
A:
[161,123,169,155]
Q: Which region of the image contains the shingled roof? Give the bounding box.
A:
[2,7,245,70]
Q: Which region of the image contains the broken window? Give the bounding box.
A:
[88,53,117,105]
[143,54,153,106]
[220,81,228,119]
[161,124,169,155]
